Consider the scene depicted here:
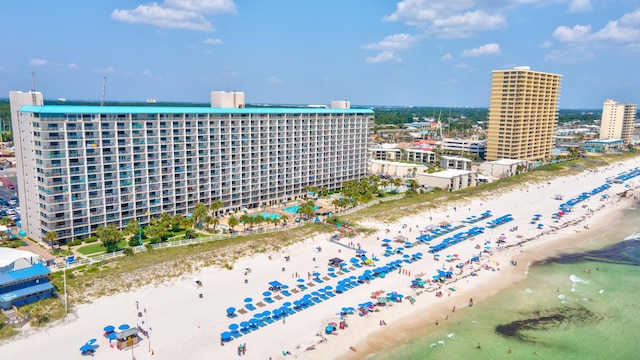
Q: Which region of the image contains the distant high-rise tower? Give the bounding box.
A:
[600,99,636,144]
[486,66,562,161]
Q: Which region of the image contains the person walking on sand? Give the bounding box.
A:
[242,343,246,355]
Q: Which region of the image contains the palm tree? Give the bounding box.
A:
[227,216,239,233]
[192,202,209,227]
[299,201,316,220]
[44,231,58,250]
[209,200,224,217]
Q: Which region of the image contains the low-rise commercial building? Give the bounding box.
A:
[416,169,477,191]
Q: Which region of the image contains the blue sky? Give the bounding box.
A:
[2,0,640,108]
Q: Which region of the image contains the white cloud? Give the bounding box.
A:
[383,1,507,38]
[362,33,420,50]
[142,69,152,76]
[441,52,452,61]
[552,9,640,44]
[267,76,282,83]
[540,41,553,48]
[112,0,238,31]
[454,63,469,69]
[203,37,223,45]
[433,10,506,38]
[461,43,501,57]
[365,51,402,63]
[164,0,236,13]
[96,66,117,74]
[594,20,640,42]
[68,63,78,69]
[567,0,592,13]
[544,46,594,64]
[552,24,591,42]
[29,58,48,66]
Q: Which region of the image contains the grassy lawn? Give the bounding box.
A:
[76,240,128,255]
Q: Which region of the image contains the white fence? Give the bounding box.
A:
[49,194,405,272]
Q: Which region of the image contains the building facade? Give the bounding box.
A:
[486,66,562,161]
[416,169,477,191]
[600,99,636,144]
[10,91,373,244]
[440,137,486,160]
[439,156,472,171]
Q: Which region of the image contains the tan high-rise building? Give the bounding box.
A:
[486,66,562,161]
[600,99,636,144]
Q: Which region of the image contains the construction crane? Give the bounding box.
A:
[100,76,107,106]
[31,72,38,105]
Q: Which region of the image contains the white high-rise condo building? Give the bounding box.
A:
[486,66,562,161]
[600,99,636,144]
[10,91,373,244]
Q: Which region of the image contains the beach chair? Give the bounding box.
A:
[264,297,274,304]
[245,304,257,311]
[298,285,308,291]
[313,278,324,283]
[281,290,292,297]
[328,272,337,278]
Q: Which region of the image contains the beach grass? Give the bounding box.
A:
[49,223,336,306]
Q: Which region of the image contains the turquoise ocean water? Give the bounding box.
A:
[371,205,640,360]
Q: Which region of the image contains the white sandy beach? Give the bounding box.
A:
[2,158,640,360]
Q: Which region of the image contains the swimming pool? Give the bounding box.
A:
[283,205,319,214]
[251,212,281,220]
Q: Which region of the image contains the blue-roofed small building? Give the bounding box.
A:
[0,248,53,310]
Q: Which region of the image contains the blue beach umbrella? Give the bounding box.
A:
[80,344,92,352]
[226,307,236,315]
[297,278,305,283]
[327,267,335,272]
[263,291,272,297]
[221,332,232,341]
[244,297,253,303]
[87,338,97,345]
[118,324,130,330]
[103,325,115,332]
[228,323,239,331]
[283,302,292,307]
[107,332,117,340]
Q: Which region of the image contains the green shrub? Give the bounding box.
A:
[128,237,142,247]
[84,236,98,243]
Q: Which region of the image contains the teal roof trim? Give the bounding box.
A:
[19,105,374,115]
